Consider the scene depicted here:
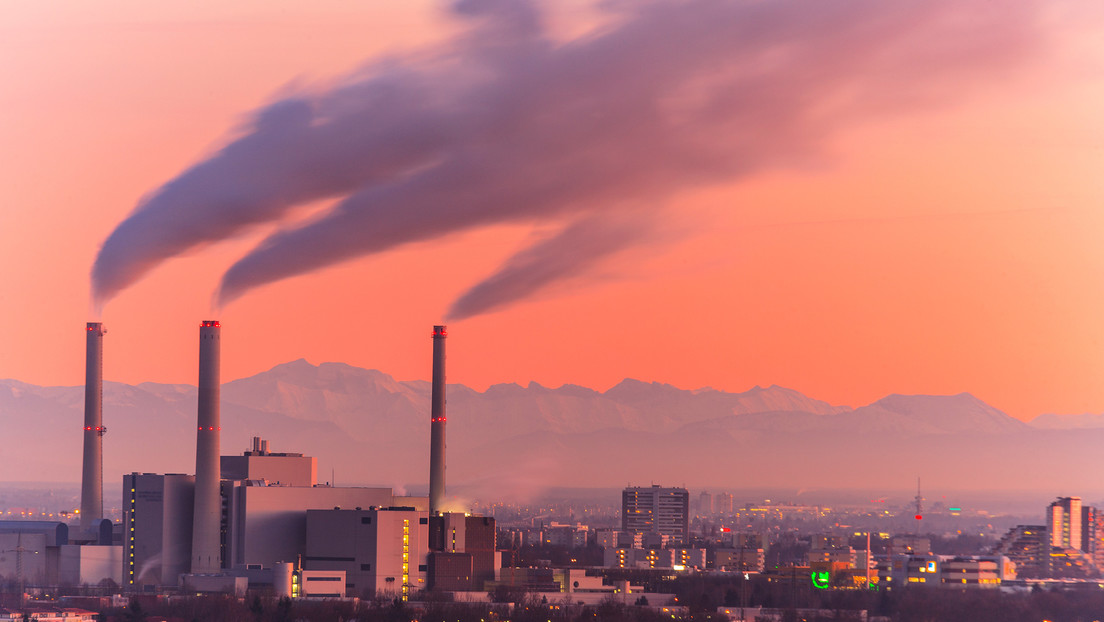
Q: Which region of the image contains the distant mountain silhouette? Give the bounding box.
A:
[2,361,1101,501]
[1030,412,1104,429]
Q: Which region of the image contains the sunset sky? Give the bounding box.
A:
[2,0,1103,421]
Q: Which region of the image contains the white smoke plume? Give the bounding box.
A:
[91,0,1045,318]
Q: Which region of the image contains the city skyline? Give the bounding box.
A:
[3,1,1104,422]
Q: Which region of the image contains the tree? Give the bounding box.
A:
[122,598,147,622]
[275,596,293,622]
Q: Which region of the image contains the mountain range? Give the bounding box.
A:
[2,359,1102,504]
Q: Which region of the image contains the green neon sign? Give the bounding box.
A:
[811,570,830,589]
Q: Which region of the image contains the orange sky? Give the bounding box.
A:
[2,1,1103,421]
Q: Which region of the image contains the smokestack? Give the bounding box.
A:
[191,320,221,573]
[80,322,105,534]
[429,325,447,515]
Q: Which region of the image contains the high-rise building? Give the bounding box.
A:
[622,485,689,545]
[715,492,735,514]
[1082,505,1104,569]
[698,491,713,515]
[1047,497,1082,551]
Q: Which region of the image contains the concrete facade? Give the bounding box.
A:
[123,472,195,587]
[223,482,415,569]
[428,513,496,590]
[220,437,316,487]
[0,531,50,584]
[305,507,430,599]
[1048,496,1083,550]
[603,547,705,569]
[191,320,222,574]
[80,322,105,535]
[429,325,447,515]
[58,545,123,587]
[622,486,689,544]
[715,548,765,572]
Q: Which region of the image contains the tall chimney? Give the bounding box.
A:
[80,322,105,534]
[191,320,221,573]
[429,325,447,514]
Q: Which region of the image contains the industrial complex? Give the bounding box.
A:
[1,321,499,602]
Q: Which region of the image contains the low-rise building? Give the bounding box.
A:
[715,548,765,572]
[887,554,1014,588]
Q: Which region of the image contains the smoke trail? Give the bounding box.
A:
[448,213,651,320]
[90,78,455,308]
[91,0,1044,317]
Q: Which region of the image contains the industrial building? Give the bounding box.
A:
[123,473,195,587]
[0,522,120,588]
[1,319,502,602]
[304,507,430,598]
[427,513,497,590]
[113,321,504,601]
[124,445,428,588]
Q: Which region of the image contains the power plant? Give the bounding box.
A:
[1,321,496,598]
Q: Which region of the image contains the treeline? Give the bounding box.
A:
[97,586,1104,622]
[101,594,681,622]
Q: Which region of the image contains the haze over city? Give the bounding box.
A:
[2,0,1103,427]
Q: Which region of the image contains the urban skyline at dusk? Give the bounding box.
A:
[7,4,1104,618]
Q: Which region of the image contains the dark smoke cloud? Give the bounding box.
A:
[92,0,1044,318]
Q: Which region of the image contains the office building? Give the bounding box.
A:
[1047,496,1082,551]
[622,485,689,545]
